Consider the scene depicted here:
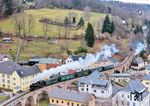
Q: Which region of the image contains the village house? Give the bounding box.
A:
[0,61,40,93]
[131,57,145,70]
[65,55,86,64]
[142,74,150,92]
[78,71,112,98]
[28,57,62,72]
[145,64,150,74]
[112,79,150,106]
[0,54,12,62]
[110,73,131,84]
[48,87,95,106]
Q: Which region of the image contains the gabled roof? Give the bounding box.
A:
[122,80,146,93]
[88,71,102,79]
[79,71,110,89]
[0,61,40,78]
[16,65,40,78]
[0,54,12,61]
[133,57,144,65]
[48,87,94,103]
[70,55,86,61]
[0,61,21,74]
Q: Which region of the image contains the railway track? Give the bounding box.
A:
[1,52,135,106]
[0,91,30,106]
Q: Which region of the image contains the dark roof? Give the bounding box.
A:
[0,54,12,61]
[133,57,144,65]
[48,87,94,103]
[79,71,110,89]
[0,61,21,74]
[70,55,86,61]
[0,61,40,78]
[122,80,146,93]
[16,65,40,78]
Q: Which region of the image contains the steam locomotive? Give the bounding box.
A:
[30,64,114,91]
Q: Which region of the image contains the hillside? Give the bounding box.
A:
[0,8,106,37]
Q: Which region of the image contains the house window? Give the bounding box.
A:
[13,78,16,80]
[127,95,130,98]
[52,99,54,103]
[56,100,58,103]
[7,80,10,84]
[67,102,69,106]
[87,85,88,87]
[87,88,88,91]
[72,103,74,106]
[94,90,97,93]
[122,94,124,97]
[146,82,149,85]
[101,91,104,93]
[3,84,5,87]
[62,101,64,104]
[8,85,10,88]
[133,102,136,106]
[7,75,10,79]
[2,74,5,78]
[14,83,16,85]
[2,79,5,83]
[81,88,84,91]
[77,104,79,106]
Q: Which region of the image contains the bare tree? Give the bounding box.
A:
[68,11,77,23]
[27,15,35,35]
[22,14,26,37]
[42,22,49,38]
[55,16,62,39]
[13,14,23,36]
[83,6,91,21]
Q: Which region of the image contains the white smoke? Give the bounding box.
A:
[34,44,119,82]
[134,42,147,55]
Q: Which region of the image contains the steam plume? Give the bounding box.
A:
[34,44,119,82]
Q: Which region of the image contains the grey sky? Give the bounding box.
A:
[116,0,150,4]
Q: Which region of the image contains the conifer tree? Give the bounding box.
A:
[85,23,95,47]
[78,17,84,28]
[4,0,14,16]
[102,15,111,33]
[110,21,115,35]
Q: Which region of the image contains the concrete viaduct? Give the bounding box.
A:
[1,53,136,106]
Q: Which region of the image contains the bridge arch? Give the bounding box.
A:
[25,96,35,106]
[113,70,121,73]
[35,90,49,106]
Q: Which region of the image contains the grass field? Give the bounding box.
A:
[0,37,82,61]
[0,95,8,101]
[0,8,106,37]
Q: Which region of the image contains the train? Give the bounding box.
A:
[30,64,114,91]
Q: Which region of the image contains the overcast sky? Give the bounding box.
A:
[116,0,150,4]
